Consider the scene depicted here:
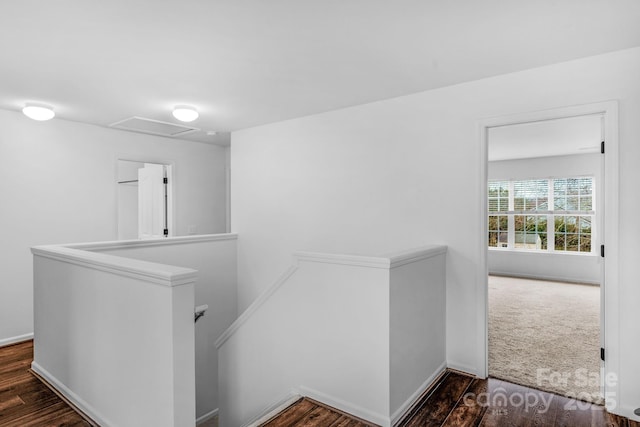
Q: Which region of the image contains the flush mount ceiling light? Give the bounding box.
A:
[172,105,198,122]
[22,103,55,121]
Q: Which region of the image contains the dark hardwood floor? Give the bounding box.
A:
[0,340,90,427]
[264,371,640,427]
[3,342,638,427]
[398,371,638,427]
[260,397,376,427]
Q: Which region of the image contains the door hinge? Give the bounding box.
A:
[163,228,168,237]
[600,245,605,258]
[163,177,168,184]
[601,141,605,154]
[600,347,605,362]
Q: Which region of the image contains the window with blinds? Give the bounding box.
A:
[488,177,594,253]
[488,181,509,248]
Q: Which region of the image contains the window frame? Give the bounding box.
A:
[488,176,596,255]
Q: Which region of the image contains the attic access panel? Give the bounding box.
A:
[110,116,199,137]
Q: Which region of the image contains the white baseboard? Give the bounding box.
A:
[489,271,600,286]
[615,405,640,423]
[243,391,301,427]
[0,332,33,347]
[196,408,219,425]
[298,386,390,427]
[390,361,447,425]
[446,361,478,377]
[31,361,111,426]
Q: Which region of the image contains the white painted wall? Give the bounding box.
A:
[32,245,197,427]
[230,48,640,419]
[218,257,391,426]
[117,160,144,240]
[389,250,446,422]
[488,153,602,284]
[90,234,237,420]
[0,109,228,345]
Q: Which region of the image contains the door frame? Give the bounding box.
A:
[115,155,175,240]
[476,101,619,408]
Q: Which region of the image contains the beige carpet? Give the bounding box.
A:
[488,275,602,403]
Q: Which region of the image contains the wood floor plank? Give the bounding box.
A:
[294,406,342,427]
[328,415,371,427]
[521,399,557,427]
[0,396,24,413]
[551,394,576,427]
[19,406,91,427]
[260,397,377,427]
[475,378,508,427]
[18,384,59,406]
[551,393,604,427]
[604,412,631,427]
[441,377,488,427]
[0,395,64,425]
[402,372,474,427]
[397,371,452,425]
[309,399,376,427]
[0,340,90,427]
[262,398,318,427]
[514,386,558,427]
[496,381,538,425]
[1,399,73,425]
[0,359,31,375]
[0,371,34,391]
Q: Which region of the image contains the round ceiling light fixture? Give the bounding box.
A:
[172,105,199,122]
[22,103,55,121]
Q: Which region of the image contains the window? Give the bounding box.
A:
[488,181,509,248]
[488,177,594,253]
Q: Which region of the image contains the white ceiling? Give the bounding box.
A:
[488,115,603,161]
[1,1,639,146]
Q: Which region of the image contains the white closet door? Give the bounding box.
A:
[138,163,165,239]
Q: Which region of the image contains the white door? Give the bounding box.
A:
[138,163,166,239]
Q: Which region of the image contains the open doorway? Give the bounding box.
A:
[117,159,173,240]
[486,114,604,402]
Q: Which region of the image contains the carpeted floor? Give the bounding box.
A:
[488,275,602,403]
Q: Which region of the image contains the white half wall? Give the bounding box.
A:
[230,47,640,420]
[0,109,228,344]
[389,249,446,422]
[488,153,602,284]
[32,245,197,427]
[488,251,599,285]
[86,234,238,419]
[216,246,447,427]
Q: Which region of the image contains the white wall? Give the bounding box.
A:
[389,250,446,422]
[117,160,144,240]
[0,110,228,345]
[488,153,602,284]
[231,48,640,418]
[219,258,390,426]
[92,234,237,420]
